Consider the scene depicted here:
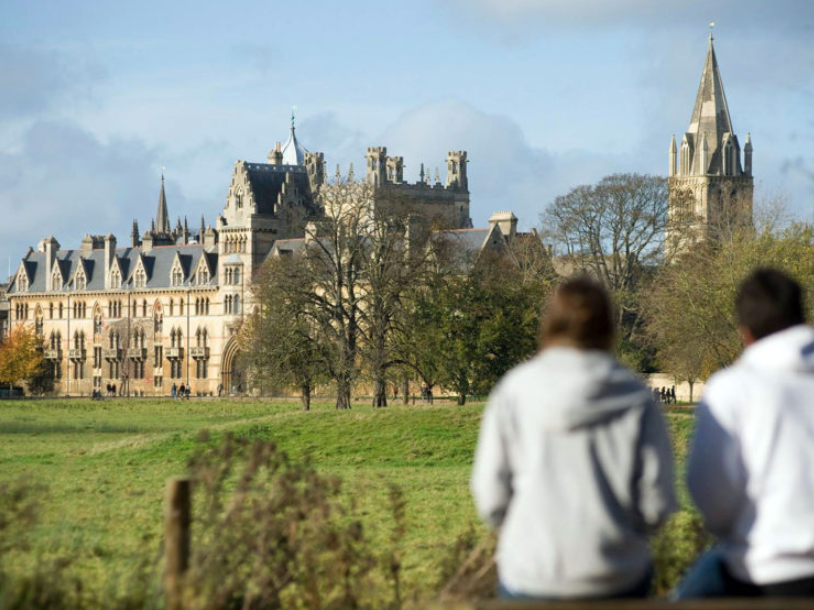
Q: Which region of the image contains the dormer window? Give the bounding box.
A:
[16,273,28,292]
[171,267,184,287]
[134,268,147,288]
[52,270,62,291]
[110,269,121,288]
[197,268,209,285]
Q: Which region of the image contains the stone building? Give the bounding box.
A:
[666,33,754,256]
[4,117,484,396]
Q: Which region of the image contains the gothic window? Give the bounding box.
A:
[171,267,184,287]
[233,294,241,315]
[16,272,28,292]
[234,267,241,284]
[179,299,184,316]
[225,295,232,314]
[197,267,209,285]
[169,299,174,316]
[49,303,54,319]
[134,267,146,288]
[110,269,121,288]
[35,308,43,335]
[52,270,62,290]
[75,273,86,291]
[94,312,103,336]
[235,189,243,209]
[142,300,147,317]
[59,303,64,318]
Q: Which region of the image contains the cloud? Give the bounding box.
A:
[376,100,633,229]
[0,120,160,271]
[0,43,105,122]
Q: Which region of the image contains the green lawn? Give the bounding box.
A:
[0,398,699,605]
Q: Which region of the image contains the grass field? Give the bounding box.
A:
[0,397,699,606]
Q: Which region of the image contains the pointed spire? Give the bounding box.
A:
[156,172,171,233]
[687,32,734,174]
[200,215,206,238]
[419,163,425,183]
[335,163,341,183]
[348,162,354,183]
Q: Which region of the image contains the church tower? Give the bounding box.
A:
[667,31,753,256]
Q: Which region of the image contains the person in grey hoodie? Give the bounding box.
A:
[471,278,676,599]
[678,269,814,598]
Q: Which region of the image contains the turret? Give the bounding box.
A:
[268,142,284,165]
[446,151,468,191]
[304,151,325,191]
[386,156,404,184]
[366,147,387,187]
[669,134,677,177]
[131,219,140,247]
[744,132,753,177]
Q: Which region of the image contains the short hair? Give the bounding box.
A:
[540,277,615,351]
[736,268,805,341]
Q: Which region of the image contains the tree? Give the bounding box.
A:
[541,173,669,368]
[404,243,549,405]
[242,256,327,410]
[645,221,814,400]
[0,325,44,395]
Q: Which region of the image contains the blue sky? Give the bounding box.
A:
[1,0,813,273]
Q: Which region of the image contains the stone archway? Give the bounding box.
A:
[220,337,243,395]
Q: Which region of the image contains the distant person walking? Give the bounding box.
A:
[472,278,676,600]
[677,269,814,598]
[171,382,177,399]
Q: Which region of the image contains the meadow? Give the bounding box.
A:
[0,397,701,607]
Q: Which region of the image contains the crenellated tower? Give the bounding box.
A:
[667,31,754,256]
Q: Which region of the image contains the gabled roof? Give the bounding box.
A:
[7,244,218,295]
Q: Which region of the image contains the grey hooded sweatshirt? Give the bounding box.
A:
[471,347,676,598]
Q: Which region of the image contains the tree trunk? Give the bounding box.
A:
[335,378,352,410]
[402,375,409,405]
[372,378,387,408]
[457,392,466,406]
[300,383,311,411]
[688,380,694,404]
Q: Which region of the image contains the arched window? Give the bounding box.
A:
[35,308,43,335]
[179,299,184,316]
[234,294,241,315]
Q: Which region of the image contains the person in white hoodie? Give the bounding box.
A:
[679,268,814,598]
[471,278,676,600]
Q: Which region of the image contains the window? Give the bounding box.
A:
[134,268,147,288]
[35,309,43,335]
[58,303,64,318]
[171,267,184,286]
[133,360,145,380]
[179,299,184,316]
[74,360,85,380]
[169,299,174,316]
[233,294,241,315]
[75,274,86,291]
[235,188,243,209]
[110,270,121,288]
[142,300,148,318]
[52,270,61,290]
[225,295,232,314]
[49,303,54,319]
[196,359,208,379]
[170,360,183,379]
[94,313,103,336]
[197,267,209,285]
[154,345,163,367]
[16,273,28,292]
[94,346,102,369]
[154,375,163,388]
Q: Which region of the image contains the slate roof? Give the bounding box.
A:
[244,163,314,215]
[8,244,218,295]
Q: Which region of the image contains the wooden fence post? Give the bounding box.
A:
[165,477,191,610]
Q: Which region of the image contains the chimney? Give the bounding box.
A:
[488,211,518,240]
[42,236,60,291]
[104,233,117,288]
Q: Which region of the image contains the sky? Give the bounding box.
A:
[1,0,813,275]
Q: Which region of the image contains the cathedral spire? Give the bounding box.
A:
[156,172,171,233]
[686,33,734,175]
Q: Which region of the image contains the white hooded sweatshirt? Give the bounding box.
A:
[471,347,676,598]
[687,324,814,585]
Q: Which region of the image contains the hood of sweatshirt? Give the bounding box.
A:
[522,347,652,432]
[739,324,814,374]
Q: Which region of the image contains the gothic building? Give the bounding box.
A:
[4,117,485,396]
[667,33,754,255]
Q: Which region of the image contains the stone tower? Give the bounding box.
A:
[667,32,753,256]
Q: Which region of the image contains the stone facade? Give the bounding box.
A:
[666,34,754,256]
[5,119,483,396]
